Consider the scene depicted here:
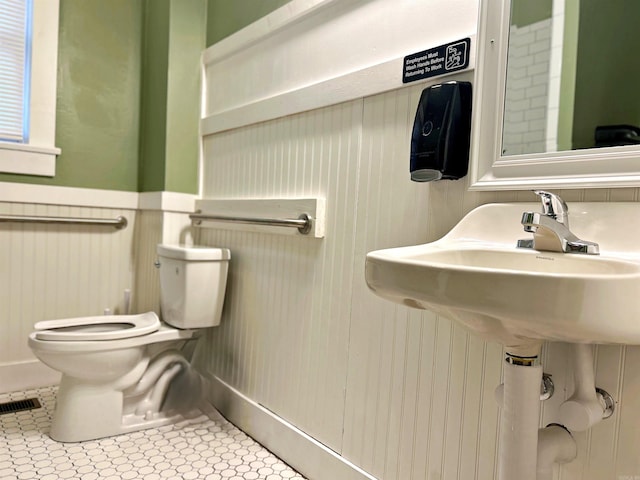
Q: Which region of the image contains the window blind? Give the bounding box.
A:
[0,0,31,143]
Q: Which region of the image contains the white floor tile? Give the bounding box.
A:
[0,387,306,480]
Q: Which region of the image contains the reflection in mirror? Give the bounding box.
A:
[501,0,640,156]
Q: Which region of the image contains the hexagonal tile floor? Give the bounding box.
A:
[0,386,306,480]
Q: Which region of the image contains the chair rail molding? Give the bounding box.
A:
[201,0,479,135]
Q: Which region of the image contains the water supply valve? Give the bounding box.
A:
[558,344,615,431]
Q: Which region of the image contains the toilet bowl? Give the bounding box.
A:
[27,245,230,442]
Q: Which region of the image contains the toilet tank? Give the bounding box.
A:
[156,245,230,329]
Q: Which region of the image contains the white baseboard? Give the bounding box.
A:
[202,374,377,480]
[0,360,60,393]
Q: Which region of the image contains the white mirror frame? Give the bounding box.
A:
[470,0,640,190]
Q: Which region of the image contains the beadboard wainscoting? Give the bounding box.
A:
[0,188,196,393]
[0,202,138,391]
[132,208,197,316]
[198,82,640,479]
[132,209,163,316]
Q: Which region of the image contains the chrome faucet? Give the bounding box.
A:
[517,190,600,255]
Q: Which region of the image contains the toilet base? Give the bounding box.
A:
[49,352,204,443]
[50,381,202,443]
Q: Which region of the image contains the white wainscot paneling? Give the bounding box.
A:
[540,342,640,480]
[132,210,163,316]
[0,202,138,392]
[424,181,640,480]
[199,76,640,480]
[131,209,195,317]
[199,0,640,472]
[194,198,325,238]
[341,84,505,480]
[198,82,509,480]
[199,99,363,459]
[201,0,478,134]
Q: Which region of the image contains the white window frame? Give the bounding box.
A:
[0,0,60,177]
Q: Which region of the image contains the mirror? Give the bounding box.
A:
[502,0,640,156]
[470,0,640,190]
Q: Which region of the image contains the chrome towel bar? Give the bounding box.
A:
[190,212,312,235]
[0,214,128,230]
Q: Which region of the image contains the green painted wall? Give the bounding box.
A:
[138,0,281,193]
[510,0,552,28]
[138,0,170,193]
[556,0,579,151]
[572,0,640,149]
[0,0,143,191]
[1,0,282,192]
[138,0,206,194]
[165,1,206,193]
[206,0,289,46]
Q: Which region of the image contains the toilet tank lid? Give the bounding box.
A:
[157,244,231,261]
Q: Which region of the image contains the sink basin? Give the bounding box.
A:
[365,203,640,350]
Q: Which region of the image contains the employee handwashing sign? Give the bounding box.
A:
[403,38,470,83]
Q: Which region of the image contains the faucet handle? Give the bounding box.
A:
[533,190,569,226]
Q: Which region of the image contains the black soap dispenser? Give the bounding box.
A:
[410,81,472,182]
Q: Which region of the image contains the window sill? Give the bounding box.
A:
[0,142,61,177]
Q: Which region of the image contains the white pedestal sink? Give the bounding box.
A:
[366,202,640,350]
[365,201,640,480]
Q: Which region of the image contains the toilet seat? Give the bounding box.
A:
[33,312,160,341]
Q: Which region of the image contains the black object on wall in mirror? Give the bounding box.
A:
[594,125,640,147]
[410,81,472,182]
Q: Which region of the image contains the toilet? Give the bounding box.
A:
[28,244,230,442]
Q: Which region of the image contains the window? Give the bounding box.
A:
[0,0,31,143]
[0,0,60,176]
